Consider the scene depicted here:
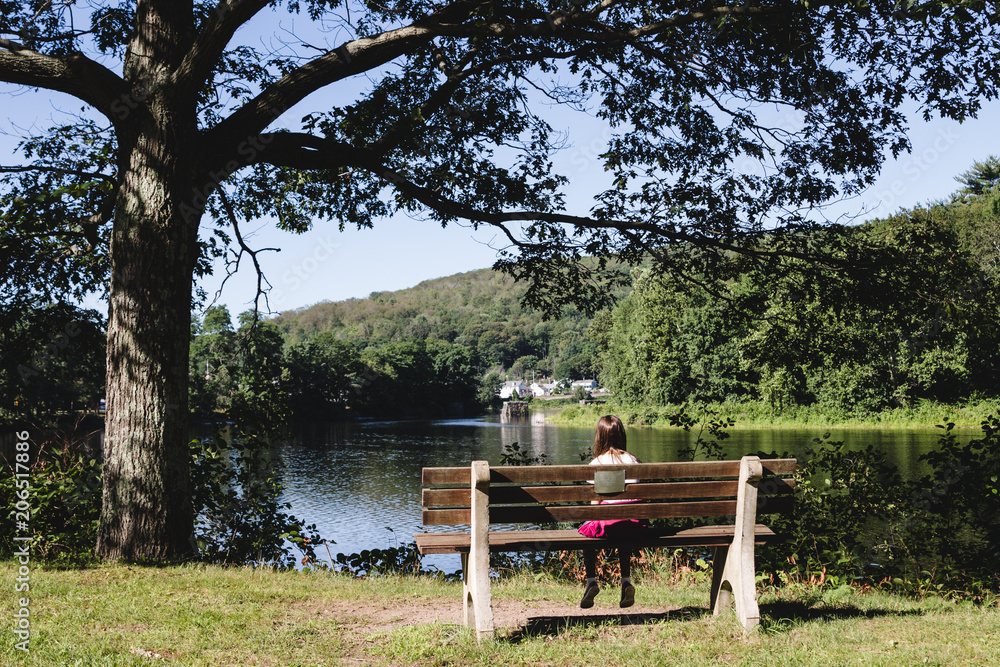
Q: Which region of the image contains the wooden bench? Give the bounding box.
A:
[415,455,796,637]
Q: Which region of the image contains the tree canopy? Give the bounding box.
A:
[594,174,1000,415]
[3,0,1000,560]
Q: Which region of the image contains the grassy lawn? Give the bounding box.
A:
[3,561,998,665]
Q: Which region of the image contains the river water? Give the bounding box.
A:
[0,413,953,570]
[279,412,949,570]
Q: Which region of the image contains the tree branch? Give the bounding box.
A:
[212,187,280,321]
[0,39,132,127]
[253,131,836,268]
[205,0,488,154]
[372,43,589,154]
[172,0,273,92]
[203,0,797,167]
[0,164,117,187]
[429,3,795,41]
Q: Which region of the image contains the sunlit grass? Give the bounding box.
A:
[3,561,998,666]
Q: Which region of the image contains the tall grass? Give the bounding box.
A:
[549,398,1000,429]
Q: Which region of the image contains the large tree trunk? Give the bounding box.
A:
[96,125,203,560]
[94,0,204,562]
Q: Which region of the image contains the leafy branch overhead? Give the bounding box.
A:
[4,1,1000,312]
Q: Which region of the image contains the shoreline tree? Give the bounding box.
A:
[2,1,999,561]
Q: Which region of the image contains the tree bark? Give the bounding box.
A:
[96,124,204,560]
[95,6,207,555]
[92,0,204,562]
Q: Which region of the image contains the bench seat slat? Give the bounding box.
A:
[414,524,780,554]
[422,495,793,525]
[421,459,797,485]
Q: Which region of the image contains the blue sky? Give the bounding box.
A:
[4,81,1000,321]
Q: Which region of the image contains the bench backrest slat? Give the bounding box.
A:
[421,458,796,527]
[423,478,795,507]
[421,459,796,486]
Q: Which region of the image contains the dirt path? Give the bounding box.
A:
[327,596,693,636]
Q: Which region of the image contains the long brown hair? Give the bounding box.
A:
[593,415,628,459]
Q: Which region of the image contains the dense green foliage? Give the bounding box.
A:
[0,419,102,565]
[1,319,322,567]
[0,303,105,424]
[272,268,609,382]
[190,312,322,567]
[191,303,492,420]
[758,417,1000,597]
[595,175,1000,416]
[188,268,623,420]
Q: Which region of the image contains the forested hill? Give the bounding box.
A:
[270,267,605,380]
[273,269,527,344]
[187,158,1000,423]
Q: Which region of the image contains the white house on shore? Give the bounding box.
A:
[499,380,529,399]
[571,379,599,391]
[530,382,558,396]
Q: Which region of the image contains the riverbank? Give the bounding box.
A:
[546,398,1000,430]
[2,561,997,665]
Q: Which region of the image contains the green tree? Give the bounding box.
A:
[509,354,539,381]
[955,156,1000,199]
[596,268,751,405]
[231,312,289,429]
[189,305,237,418]
[598,172,1000,415]
[284,334,363,418]
[1,303,106,421]
[427,338,480,414]
[190,312,318,567]
[4,1,1000,560]
[356,338,480,417]
[477,369,504,412]
[739,212,1000,412]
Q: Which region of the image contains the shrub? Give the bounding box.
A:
[190,431,322,568]
[0,418,102,565]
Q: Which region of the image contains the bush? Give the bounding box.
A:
[190,431,322,568]
[0,418,102,565]
[0,418,323,568]
[761,418,1000,597]
[761,434,907,584]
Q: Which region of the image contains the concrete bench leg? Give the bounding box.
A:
[710,456,762,633]
[711,541,760,631]
[461,552,488,630]
[709,545,730,612]
[463,461,494,638]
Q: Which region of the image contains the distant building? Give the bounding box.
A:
[529,382,557,397]
[499,380,528,399]
[571,379,599,391]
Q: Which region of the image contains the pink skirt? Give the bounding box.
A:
[578,519,647,539]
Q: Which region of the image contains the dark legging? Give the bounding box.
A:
[584,548,631,580]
